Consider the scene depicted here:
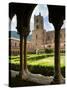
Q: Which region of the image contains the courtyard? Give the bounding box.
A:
[9,53,65,87]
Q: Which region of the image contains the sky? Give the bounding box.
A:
[10,4,65,34]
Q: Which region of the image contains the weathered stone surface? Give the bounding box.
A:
[11,70,53,85]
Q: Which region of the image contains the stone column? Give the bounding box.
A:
[24,36,27,71]
[21,27,30,79]
[53,26,64,84]
[19,34,24,78]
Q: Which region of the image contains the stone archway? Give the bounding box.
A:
[9,2,65,84]
[9,2,37,80]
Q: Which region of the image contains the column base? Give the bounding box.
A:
[51,73,65,84]
[17,70,28,80]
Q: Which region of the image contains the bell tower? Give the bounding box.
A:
[32,13,46,52]
[34,13,43,30]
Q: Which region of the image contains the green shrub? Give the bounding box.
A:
[38,49,45,54]
[60,49,65,53]
[9,63,65,77]
[45,48,54,53]
[27,50,36,54]
[27,54,54,61]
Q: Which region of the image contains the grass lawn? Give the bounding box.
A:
[9,53,65,68]
[9,53,65,77]
[28,56,65,67]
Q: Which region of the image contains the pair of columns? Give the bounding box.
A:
[18,25,64,83]
[19,34,28,79]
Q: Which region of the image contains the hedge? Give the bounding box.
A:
[9,63,65,77]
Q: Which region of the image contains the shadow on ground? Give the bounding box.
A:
[9,77,42,87]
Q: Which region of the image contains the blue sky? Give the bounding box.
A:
[11,4,65,33]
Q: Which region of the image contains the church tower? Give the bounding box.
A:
[32,13,46,52]
[34,13,43,30]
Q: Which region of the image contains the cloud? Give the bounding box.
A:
[44,16,54,31]
[11,15,17,31]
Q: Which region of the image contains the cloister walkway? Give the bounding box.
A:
[9,2,65,86]
[11,70,53,85]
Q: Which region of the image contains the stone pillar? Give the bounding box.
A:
[16,15,30,79]
[52,26,64,84]
[24,36,27,71]
[23,27,30,76]
[19,34,24,78]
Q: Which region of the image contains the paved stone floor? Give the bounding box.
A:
[10,70,53,86]
[9,70,65,87]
